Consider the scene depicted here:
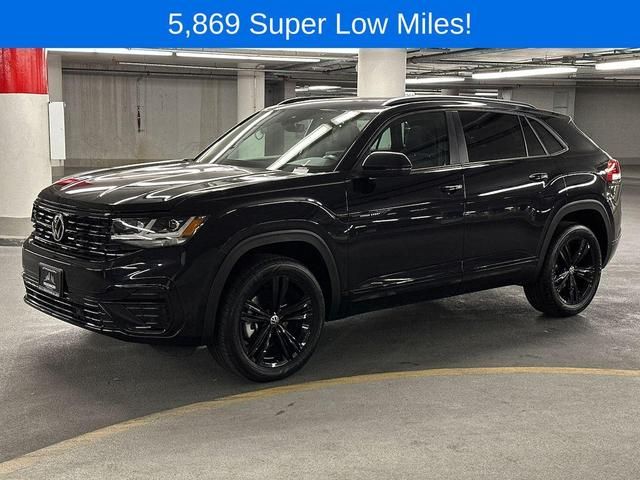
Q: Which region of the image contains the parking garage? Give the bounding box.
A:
[1,48,639,478]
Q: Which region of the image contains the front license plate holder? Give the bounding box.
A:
[39,264,64,297]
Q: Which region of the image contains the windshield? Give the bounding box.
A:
[196,107,378,173]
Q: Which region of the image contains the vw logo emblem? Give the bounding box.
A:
[51,214,65,242]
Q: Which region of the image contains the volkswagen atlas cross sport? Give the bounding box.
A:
[23,96,622,381]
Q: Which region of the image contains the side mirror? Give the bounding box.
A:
[361,151,413,177]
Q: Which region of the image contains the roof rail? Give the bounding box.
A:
[383,95,535,109]
[277,96,338,106]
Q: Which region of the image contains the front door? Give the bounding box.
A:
[346,110,465,301]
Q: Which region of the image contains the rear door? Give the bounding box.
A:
[456,110,568,282]
[347,110,465,300]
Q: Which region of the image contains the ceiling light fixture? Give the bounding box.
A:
[270,48,359,55]
[307,85,341,91]
[406,77,466,84]
[175,51,321,63]
[472,66,577,80]
[595,59,640,71]
[295,85,342,93]
[47,48,173,57]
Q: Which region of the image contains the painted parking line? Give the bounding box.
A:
[2,366,640,476]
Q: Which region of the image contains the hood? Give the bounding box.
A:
[43,160,296,210]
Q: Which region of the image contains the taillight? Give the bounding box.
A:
[55,177,80,186]
[605,159,621,183]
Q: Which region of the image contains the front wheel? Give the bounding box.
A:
[209,254,325,382]
[524,224,602,317]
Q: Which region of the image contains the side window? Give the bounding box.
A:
[370,111,449,169]
[371,128,392,151]
[521,117,546,156]
[459,111,526,162]
[529,118,565,154]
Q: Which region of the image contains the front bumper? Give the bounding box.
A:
[22,236,210,344]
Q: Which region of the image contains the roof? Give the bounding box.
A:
[272,95,560,116]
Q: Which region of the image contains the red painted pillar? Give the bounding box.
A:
[0,48,52,233]
[0,49,48,94]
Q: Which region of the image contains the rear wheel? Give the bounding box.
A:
[524,224,602,317]
[209,254,325,382]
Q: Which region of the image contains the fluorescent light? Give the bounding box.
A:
[595,59,640,71]
[406,76,465,84]
[267,48,359,55]
[308,85,341,91]
[175,51,320,63]
[474,92,499,97]
[295,85,342,92]
[47,48,173,57]
[472,66,577,80]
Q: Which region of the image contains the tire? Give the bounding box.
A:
[524,224,602,317]
[209,254,325,382]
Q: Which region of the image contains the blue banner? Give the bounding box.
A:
[2,1,639,47]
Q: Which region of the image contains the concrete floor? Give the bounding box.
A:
[1,186,639,478]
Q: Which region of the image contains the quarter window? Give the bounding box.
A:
[530,118,565,154]
[459,111,526,162]
[521,118,546,156]
[370,112,449,169]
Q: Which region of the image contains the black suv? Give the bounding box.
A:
[23,96,622,381]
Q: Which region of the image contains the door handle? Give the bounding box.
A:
[441,184,463,194]
[529,172,549,182]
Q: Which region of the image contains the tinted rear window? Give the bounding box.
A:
[459,111,526,162]
[544,117,599,153]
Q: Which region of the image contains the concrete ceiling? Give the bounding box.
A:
[50,48,640,92]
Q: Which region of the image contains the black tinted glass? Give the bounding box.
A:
[522,118,546,156]
[530,119,564,154]
[371,111,449,169]
[459,111,526,162]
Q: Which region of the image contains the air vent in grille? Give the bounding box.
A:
[123,302,170,333]
[24,276,107,329]
[31,199,132,260]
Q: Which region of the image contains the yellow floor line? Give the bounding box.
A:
[1,366,639,476]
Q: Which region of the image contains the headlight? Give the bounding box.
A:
[111,216,206,248]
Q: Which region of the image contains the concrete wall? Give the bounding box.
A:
[63,73,238,169]
[573,87,640,165]
[508,86,576,117]
[60,73,640,171]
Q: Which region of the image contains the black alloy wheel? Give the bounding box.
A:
[552,235,598,305]
[524,224,602,317]
[210,254,325,382]
[239,275,314,368]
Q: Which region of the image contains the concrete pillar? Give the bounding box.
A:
[265,79,296,107]
[237,64,265,122]
[47,54,66,174]
[357,49,406,97]
[283,80,296,100]
[47,54,63,102]
[0,48,52,239]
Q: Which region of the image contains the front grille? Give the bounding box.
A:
[32,199,129,261]
[24,276,108,329]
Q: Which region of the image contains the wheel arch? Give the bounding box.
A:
[536,200,612,274]
[201,230,341,344]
